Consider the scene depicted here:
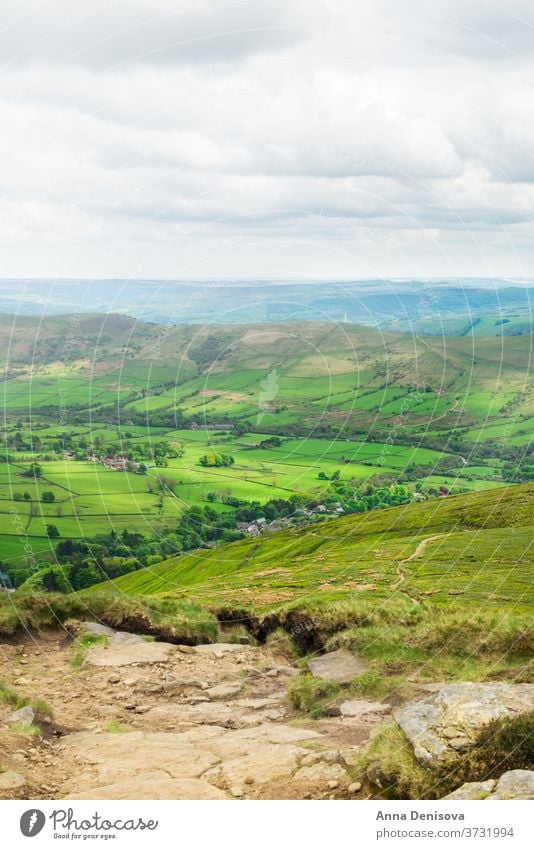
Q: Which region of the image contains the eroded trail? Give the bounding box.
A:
[391,534,444,601]
[0,626,392,800]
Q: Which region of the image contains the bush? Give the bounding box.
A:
[436,711,534,791]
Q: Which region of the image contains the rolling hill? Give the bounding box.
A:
[94,483,534,616]
[1,313,533,445]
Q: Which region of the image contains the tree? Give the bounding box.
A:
[41,491,55,503]
[25,462,43,478]
[23,491,31,501]
[46,524,60,538]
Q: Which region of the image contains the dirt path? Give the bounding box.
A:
[391,534,444,601]
[0,627,392,800]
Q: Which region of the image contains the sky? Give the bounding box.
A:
[2,0,534,281]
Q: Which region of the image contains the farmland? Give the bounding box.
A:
[0,313,532,583]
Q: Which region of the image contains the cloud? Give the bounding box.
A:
[1,0,534,278]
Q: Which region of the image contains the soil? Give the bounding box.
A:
[0,628,394,800]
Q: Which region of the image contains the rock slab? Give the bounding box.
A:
[308,650,367,684]
[444,770,534,800]
[394,682,534,766]
[84,641,175,667]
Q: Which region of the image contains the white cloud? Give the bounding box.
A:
[1,0,534,278]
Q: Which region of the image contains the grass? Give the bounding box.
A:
[70,633,108,668]
[286,675,340,718]
[0,680,53,720]
[283,602,533,721]
[358,712,534,800]
[102,720,129,733]
[0,590,219,645]
[94,483,534,615]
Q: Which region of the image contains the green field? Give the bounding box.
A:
[0,314,532,581]
[96,483,534,614]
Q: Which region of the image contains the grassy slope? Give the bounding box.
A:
[2,313,532,441]
[93,483,534,614]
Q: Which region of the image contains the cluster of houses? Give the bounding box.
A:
[91,455,139,472]
[190,422,234,431]
[236,517,285,537]
[236,503,346,538]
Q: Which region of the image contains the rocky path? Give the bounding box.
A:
[0,627,391,800]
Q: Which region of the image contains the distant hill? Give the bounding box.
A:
[1,314,533,447]
[0,278,533,335]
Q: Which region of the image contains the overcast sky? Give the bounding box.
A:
[2,0,534,280]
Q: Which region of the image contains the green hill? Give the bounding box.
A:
[1,313,533,444]
[94,483,533,616]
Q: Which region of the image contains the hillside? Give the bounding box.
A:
[1,313,533,443]
[1,314,532,581]
[95,483,534,615]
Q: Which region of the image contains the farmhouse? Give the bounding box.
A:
[190,421,234,431]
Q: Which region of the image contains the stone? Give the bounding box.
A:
[69,775,228,800]
[81,621,115,638]
[443,771,534,801]
[294,763,347,783]
[0,770,27,791]
[394,682,534,766]
[134,682,164,695]
[176,645,195,654]
[231,786,244,797]
[300,750,340,766]
[339,699,391,718]
[206,682,243,699]
[443,779,497,800]
[273,665,298,677]
[60,730,221,793]
[84,641,175,667]
[348,781,362,793]
[108,674,121,684]
[110,632,147,646]
[8,705,34,725]
[235,697,281,710]
[308,650,367,684]
[193,643,244,658]
[492,770,534,800]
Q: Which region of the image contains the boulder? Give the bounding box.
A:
[443,779,496,800]
[308,650,367,684]
[339,699,391,718]
[81,621,115,638]
[492,770,534,800]
[110,632,147,646]
[8,706,35,725]
[394,682,534,766]
[444,770,534,800]
[206,682,243,699]
[0,770,27,791]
